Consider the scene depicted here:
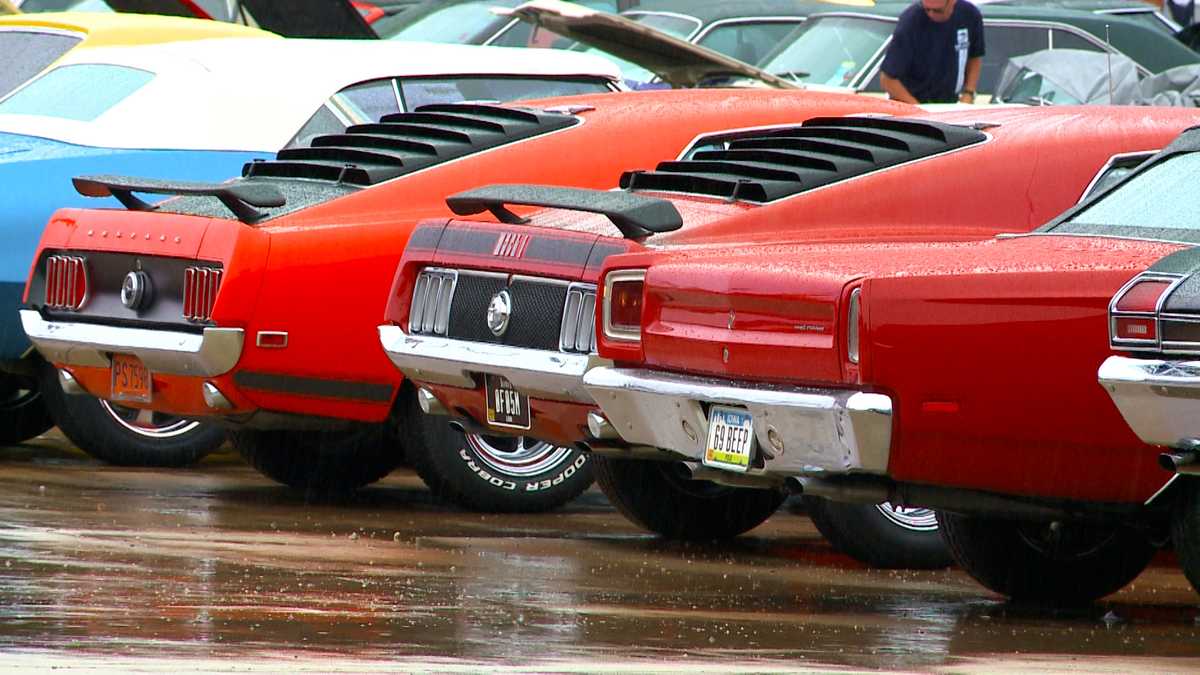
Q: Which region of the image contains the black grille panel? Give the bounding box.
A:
[620,116,987,202]
[444,272,569,350]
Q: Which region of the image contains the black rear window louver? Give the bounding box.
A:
[242,103,579,187]
[619,116,988,203]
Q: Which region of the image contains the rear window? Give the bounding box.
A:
[0,30,83,100]
[695,20,805,65]
[0,63,153,121]
[397,76,609,109]
[1068,153,1200,232]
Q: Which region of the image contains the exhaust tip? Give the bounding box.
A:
[57,369,86,396]
[1160,450,1198,473]
[417,387,449,416]
[202,382,233,410]
[586,411,618,440]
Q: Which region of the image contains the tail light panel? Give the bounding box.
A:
[44,255,89,311]
[602,269,645,343]
[1109,273,1182,349]
[560,283,597,354]
[409,268,457,336]
[183,266,223,323]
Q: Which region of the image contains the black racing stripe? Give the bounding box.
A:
[523,237,591,266]
[407,223,447,251]
[233,371,393,403]
[437,228,498,255]
[436,226,596,265]
[585,242,628,273]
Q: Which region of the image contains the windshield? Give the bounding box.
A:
[760,15,893,87]
[1066,153,1200,233]
[378,0,521,42]
[695,20,805,65]
[565,11,702,85]
[397,75,610,109]
[0,63,152,121]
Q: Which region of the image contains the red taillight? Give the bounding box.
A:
[44,255,88,311]
[603,270,646,342]
[1114,317,1156,341]
[183,267,222,323]
[1114,279,1172,313]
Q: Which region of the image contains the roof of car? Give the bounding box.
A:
[0,11,273,45]
[0,37,622,151]
[624,0,871,25]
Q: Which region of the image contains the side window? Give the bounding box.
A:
[284,105,347,150]
[0,30,83,100]
[1049,29,1103,53]
[1080,153,1154,202]
[488,21,574,49]
[695,21,805,65]
[328,79,401,124]
[978,25,1049,94]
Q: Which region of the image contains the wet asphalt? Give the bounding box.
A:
[2,431,1200,673]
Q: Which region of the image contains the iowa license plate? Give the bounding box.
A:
[703,405,755,472]
[110,353,151,403]
[485,374,530,430]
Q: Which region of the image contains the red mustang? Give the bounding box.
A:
[21,89,913,510]
[380,106,1200,574]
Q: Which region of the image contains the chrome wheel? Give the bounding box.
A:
[875,502,939,532]
[99,400,201,439]
[465,433,575,478]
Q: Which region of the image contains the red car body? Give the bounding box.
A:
[382,106,1200,465]
[22,90,913,428]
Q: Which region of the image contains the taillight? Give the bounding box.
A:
[1110,274,1179,347]
[183,266,222,323]
[847,287,861,364]
[44,255,88,311]
[602,269,645,343]
[409,268,457,336]
[560,283,597,353]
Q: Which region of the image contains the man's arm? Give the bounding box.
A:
[881,73,920,104]
[958,56,982,103]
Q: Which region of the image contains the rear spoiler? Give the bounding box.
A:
[445,184,682,240]
[73,175,285,224]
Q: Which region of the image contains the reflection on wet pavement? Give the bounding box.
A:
[2,432,1199,672]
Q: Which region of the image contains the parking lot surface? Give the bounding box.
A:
[2,432,1200,673]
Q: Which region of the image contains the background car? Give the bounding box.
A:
[18,89,915,512]
[760,1,1200,98]
[378,106,1200,570]
[0,35,622,467]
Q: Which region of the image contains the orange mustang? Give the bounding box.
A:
[21,89,914,510]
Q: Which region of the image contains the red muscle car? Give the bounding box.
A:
[21,89,914,511]
[380,106,1200,574]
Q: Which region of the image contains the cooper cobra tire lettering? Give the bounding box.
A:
[524,455,587,491]
[461,449,516,491]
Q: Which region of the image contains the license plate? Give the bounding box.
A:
[485,374,530,430]
[703,405,755,473]
[110,353,151,403]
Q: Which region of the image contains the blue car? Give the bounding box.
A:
[0,33,622,464]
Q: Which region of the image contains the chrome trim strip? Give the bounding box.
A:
[1099,355,1200,449]
[602,269,645,343]
[1107,273,1185,351]
[1076,150,1158,204]
[20,309,244,377]
[582,366,893,476]
[378,324,609,402]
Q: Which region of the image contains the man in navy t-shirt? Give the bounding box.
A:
[880,0,985,104]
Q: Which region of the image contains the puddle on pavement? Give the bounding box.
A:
[1,435,1199,671]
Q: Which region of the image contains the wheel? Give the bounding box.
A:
[938,511,1156,604]
[402,392,593,512]
[1171,479,1200,595]
[232,424,403,494]
[805,497,953,569]
[592,455,785,540]
[0,373,53,445]
[37,364,224,467]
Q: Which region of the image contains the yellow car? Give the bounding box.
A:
[0,11,274,98]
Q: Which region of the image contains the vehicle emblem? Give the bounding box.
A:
[121,270,151,310]
[487,290,512,337]
[493,232,531,258]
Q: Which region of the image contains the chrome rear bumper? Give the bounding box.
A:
[582,366,893,476]
[20,309,244,377]
[1099,355,1200,448]
[378,324,607,402]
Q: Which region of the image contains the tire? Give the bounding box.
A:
[592,455,785,540]
[402,391,593,512]
[1171,479,1200,595]
[0,373,54,445]
[232,423,403,494]
[938,511,1156,605]
[38,364,224,467]
[805,497,953,569]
